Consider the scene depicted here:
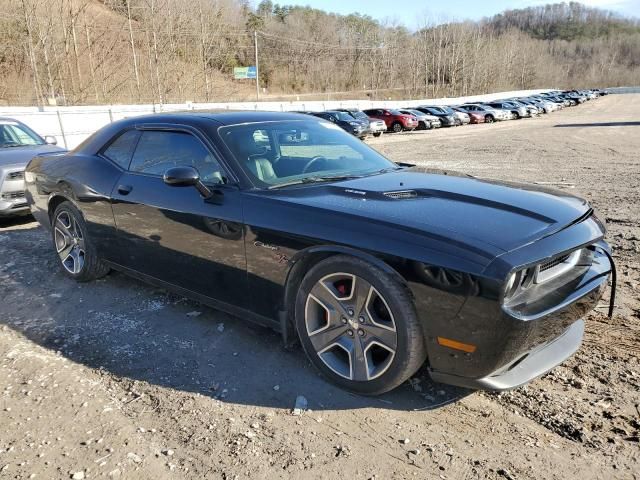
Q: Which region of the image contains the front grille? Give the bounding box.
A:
[539,254,570,272]
[7,171,24,180]
[1,191,25,200]
[384,190,418,200]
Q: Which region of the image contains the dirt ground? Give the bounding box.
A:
[1,94,639,480]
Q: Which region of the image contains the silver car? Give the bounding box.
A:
[0,118,64,217]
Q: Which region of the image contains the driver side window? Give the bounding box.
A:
[130,130,224,184]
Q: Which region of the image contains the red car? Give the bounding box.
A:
[363,108,418,133]
[452,106,485,124]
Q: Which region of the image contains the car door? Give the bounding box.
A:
[109,126,248,308]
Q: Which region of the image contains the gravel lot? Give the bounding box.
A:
[1,94,639,480]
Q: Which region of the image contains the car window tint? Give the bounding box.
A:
[130,130,224,184]
[102,130,139,169]
[0,123,43,146]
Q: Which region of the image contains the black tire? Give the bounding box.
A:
[512,111,520,119]
[51,201,110,282]
[391,122,403,133]
[485,115,494,123]
[373,132,382,137]
[295,255,426,395]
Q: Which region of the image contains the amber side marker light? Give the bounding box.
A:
[437,337,477,353]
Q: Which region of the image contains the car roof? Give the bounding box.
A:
[0,116,24,123]
[113,110,315,128]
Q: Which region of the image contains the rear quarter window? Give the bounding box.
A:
[102,130,140,169]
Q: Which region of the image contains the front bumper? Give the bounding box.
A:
[430,318,585,390]
[0,192,30,216]
[0,167,29,217]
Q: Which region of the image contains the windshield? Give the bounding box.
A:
[330,111,356,122]
[346,110,369,121]
[219,120,396,188]
[0,122,44,147]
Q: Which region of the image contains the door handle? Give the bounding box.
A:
[117,185,133,195]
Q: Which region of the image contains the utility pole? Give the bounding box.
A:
[254,30,260,101]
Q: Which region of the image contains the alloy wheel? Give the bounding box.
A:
[304,272,397,381]
[54,211,85,274]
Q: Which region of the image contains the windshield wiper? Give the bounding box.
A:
[269,174,366,189]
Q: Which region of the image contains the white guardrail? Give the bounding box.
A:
[0,89,552,149]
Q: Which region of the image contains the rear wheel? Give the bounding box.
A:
[295,255,426,395]
[391,122,403,133]
[373,132,382,137]
[52,201,110,282]
[485,115,494,123]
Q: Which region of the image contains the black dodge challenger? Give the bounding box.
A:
[24,112,613,395]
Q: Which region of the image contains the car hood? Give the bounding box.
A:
[269,169,590,255]
[0,144,65,168]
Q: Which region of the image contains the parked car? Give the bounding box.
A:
[451,106,485,124]
[368,119,387,137]
[414,106,457,127]
[0,117,65,218]
[362,108,418,133]
[336,109,385,137]
[452,109,470,125]
[309,111,370,139]
[563,92,587,104]
[508,99,540,115]
[485,101,529,119]
[398,109,434,130]
[25,111,613,394]
[459,104,509,123]
[402,109,442,129]
[509,99,542,115]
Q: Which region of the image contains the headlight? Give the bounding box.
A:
[503,248,588,304]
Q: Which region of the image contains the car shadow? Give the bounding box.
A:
[0,214,35,230]
[554,122,640,127]
[0,223,471,413]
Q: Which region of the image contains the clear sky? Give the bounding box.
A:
[273,0,640,29]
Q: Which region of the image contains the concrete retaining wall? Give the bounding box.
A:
[0,89,552,149]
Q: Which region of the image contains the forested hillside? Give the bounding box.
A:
[0,0,638,106]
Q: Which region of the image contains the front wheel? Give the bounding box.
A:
[373,132,382,137]
[391,122,403,133]
[52,201,110,281]
[295,255,426,395]
[485,115,494,123]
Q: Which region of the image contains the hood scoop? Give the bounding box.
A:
[383,190,418,200]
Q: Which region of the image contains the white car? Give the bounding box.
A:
[368,119,387,137]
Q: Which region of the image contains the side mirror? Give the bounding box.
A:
[44,135,57,145]
[163,166,212,198]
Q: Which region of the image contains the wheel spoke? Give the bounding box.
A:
[66,247,84,274]
[362,322,398,352]
[57,243,73,261]
[352,276,372,316]
[310,282,347,315]
[309,324,348,353]
[349,336,368,381]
